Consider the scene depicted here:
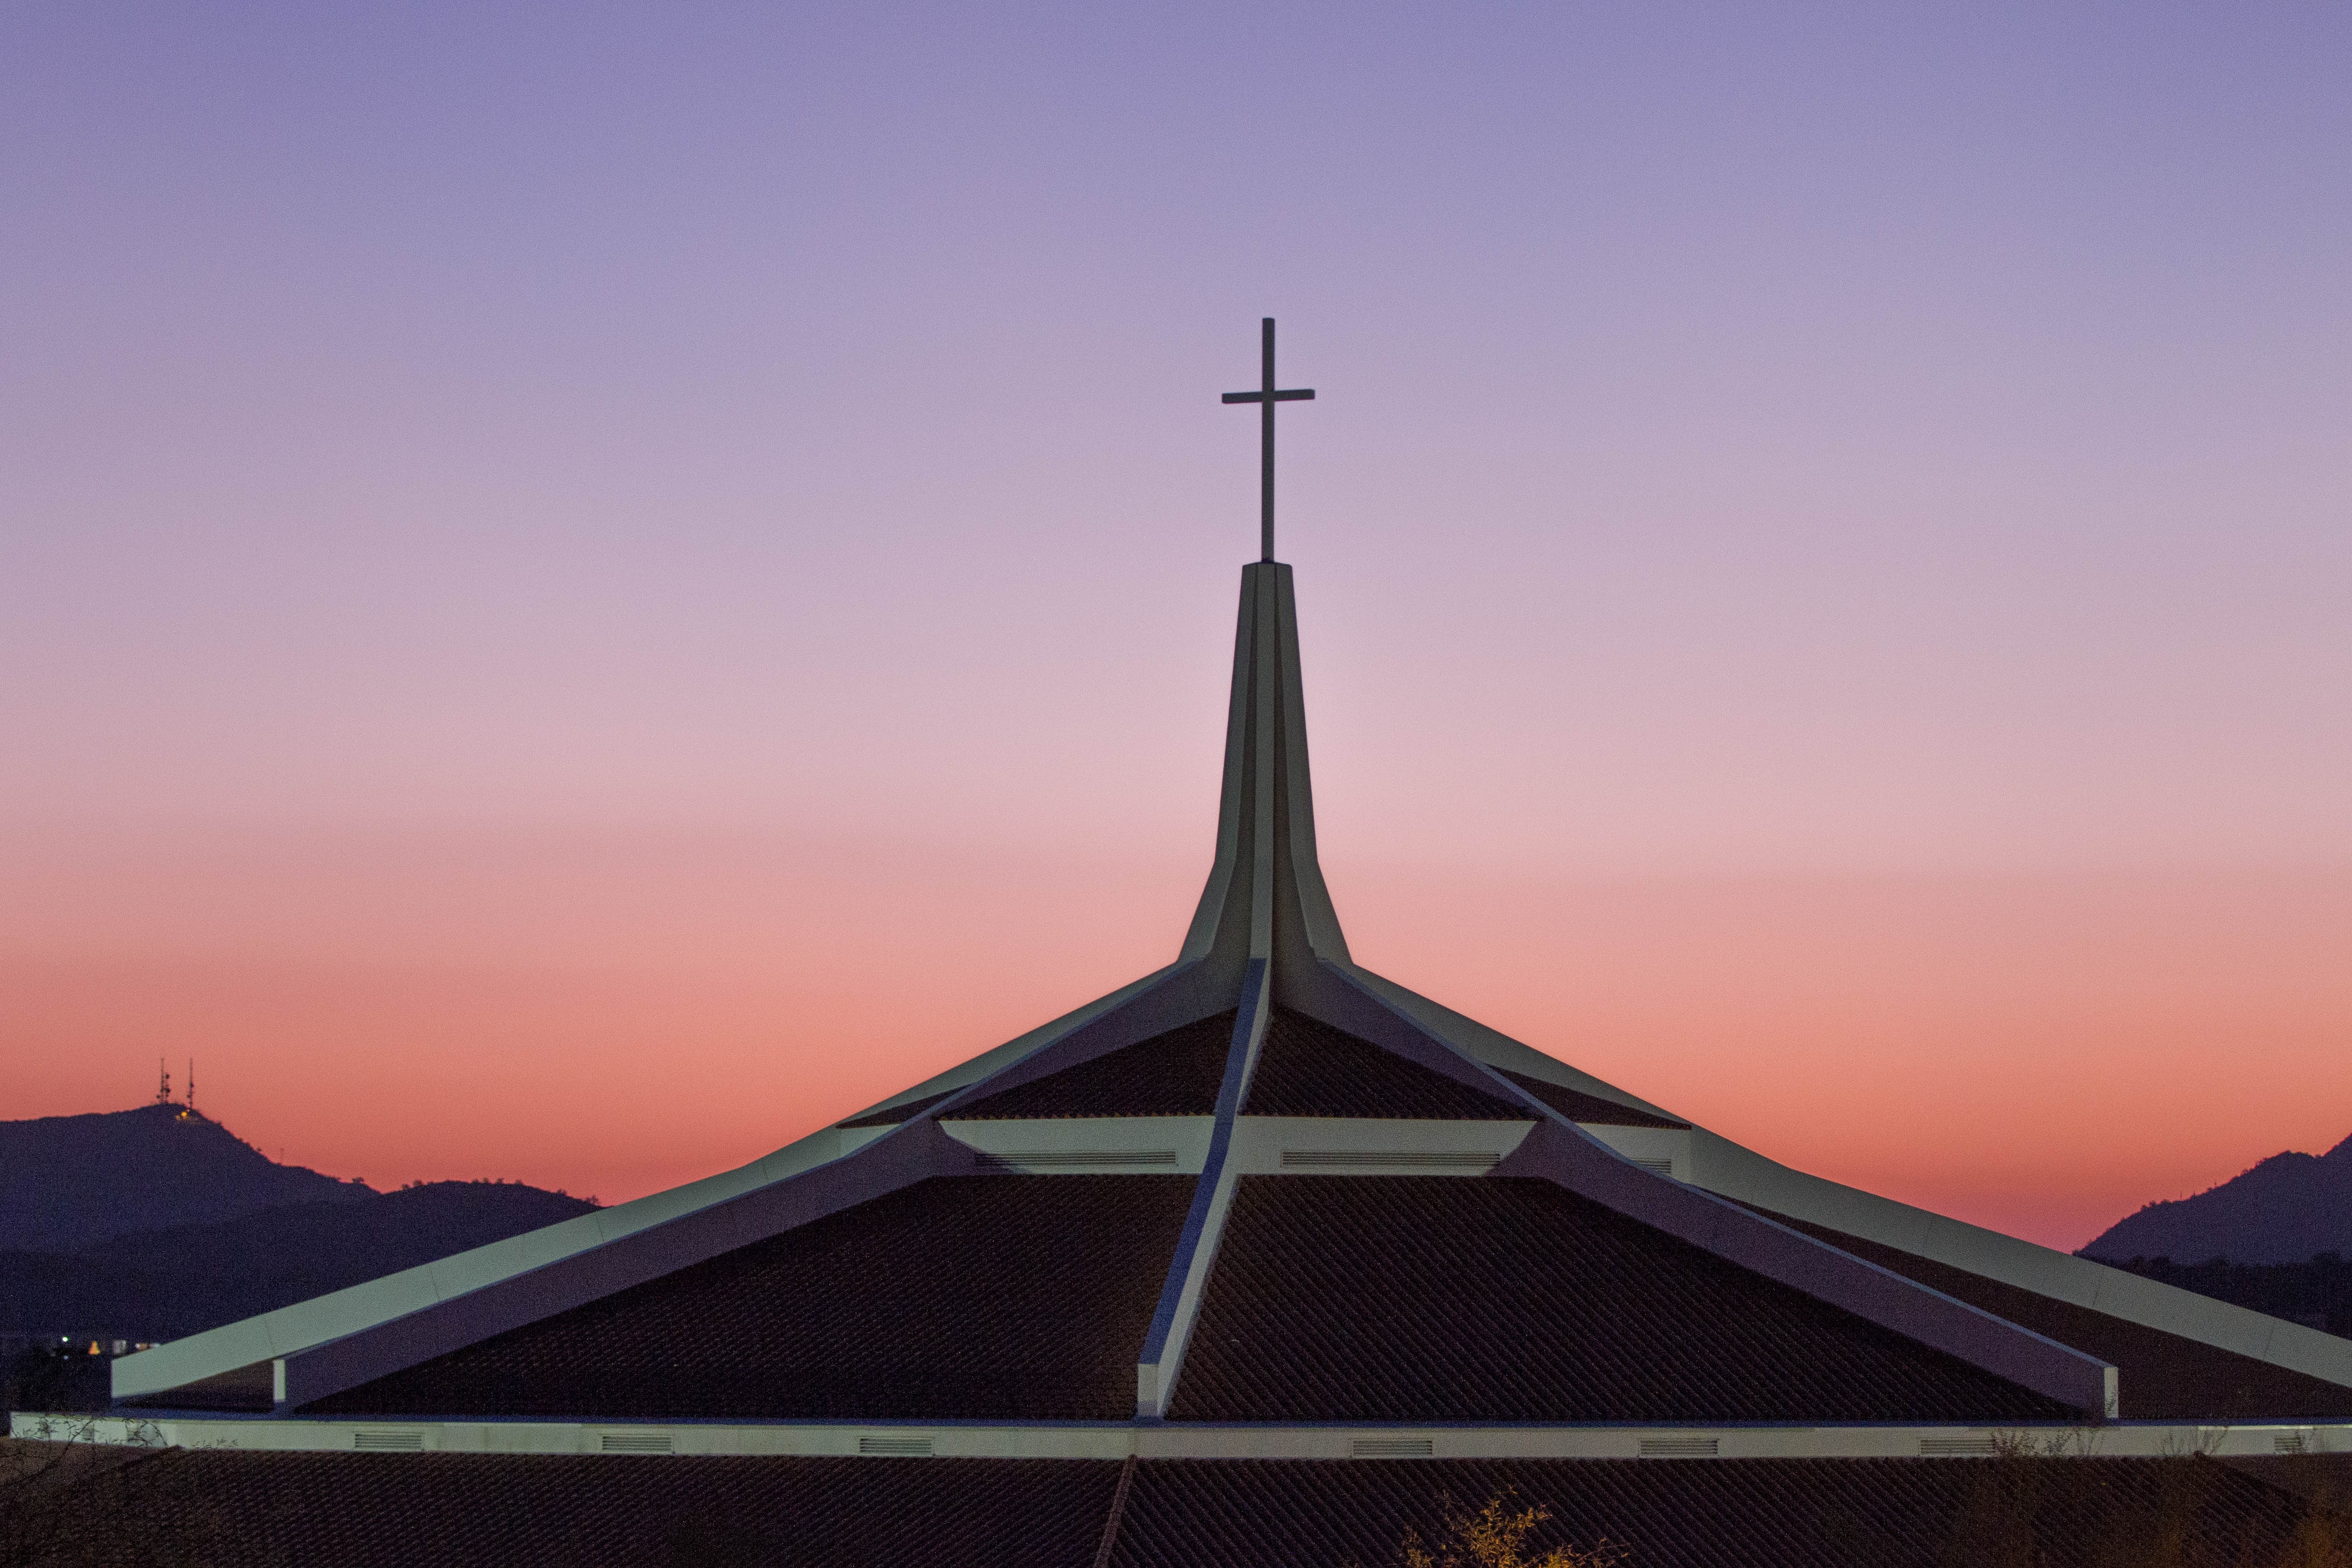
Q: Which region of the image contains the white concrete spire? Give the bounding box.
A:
[1178,562,1350,1002]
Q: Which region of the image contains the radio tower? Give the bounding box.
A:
[155,1058,172,1107]
[187,1059,196,1116]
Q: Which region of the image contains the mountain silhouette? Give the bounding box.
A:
[0,1103,369,1253]
[2082,1135,2352,1265]
[0,1104,600,1347]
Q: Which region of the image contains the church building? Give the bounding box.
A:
[18,323,2352,1565]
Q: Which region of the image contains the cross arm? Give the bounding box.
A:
[1221,389,1316,404]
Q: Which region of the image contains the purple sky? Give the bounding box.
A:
[5,5,2348,1244]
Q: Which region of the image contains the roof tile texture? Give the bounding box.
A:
[1243,1009,1526,1120]
[1110,1456,2319,1568]
[1741,1202,2352,1421]
[1497,1069,1689,1129]
[19,1449,1119,1568]
[949,1012,1236,1120]
[22,1449,2331,1568]
[301,1175,1194,1421]
[1168,1176,2074,1423]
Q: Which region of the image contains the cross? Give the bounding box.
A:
[1222,317,1315,563]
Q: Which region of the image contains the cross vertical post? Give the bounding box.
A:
[1222,318,1314,563]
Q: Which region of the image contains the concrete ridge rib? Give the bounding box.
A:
[1298,960,2119,1417]
[107,961,1199,1410]
[1342,962,2352,1401]
[1135,961,1272,1418]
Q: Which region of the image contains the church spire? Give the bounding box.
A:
[1184,323,1348,1000]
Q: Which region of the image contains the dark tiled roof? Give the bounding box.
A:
[1742,1204,2352,1421]
[27,1450,2329,1568]
[1109,1457,2319,1568]
[1242,1009,1527,1120]
[1497,1069,1689,1129]
[837,1090,954,1128]
[1167,1177,2074,1423]
[949,1012,1235,1120]
[23,1450,1119,1568]
[123,1360,273,1412]
[302,1175,1194,1421]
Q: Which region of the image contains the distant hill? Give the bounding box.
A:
[2081,1135,2352,1266]
[1,1180,600,1341]
[0,1104,370,1253]
[0,1103,602,1352]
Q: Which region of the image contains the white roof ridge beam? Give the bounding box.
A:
[830,963,1181,1125]
[1345,966,1681,1122]
[113,960,1213,1408]
[1135,958,1274,1418]
[914,962,1240,1117]
[272,1119,981,1412]
[1354,962,2352,1393]
[1685,1130,2352,1391]
[1309,961,2118,1418]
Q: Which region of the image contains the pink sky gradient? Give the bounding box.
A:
[4,5,2348,1251]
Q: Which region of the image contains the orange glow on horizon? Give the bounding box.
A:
[4,825,2344,1252]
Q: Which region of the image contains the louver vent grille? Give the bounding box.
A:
[1282,1151,1497,1171]
[2276,1433,2311,1455]
[974,1150,1177,1171]
[1628,1157,1675,1178]
[1638,1437,1719,1458]
[1920,1437,1998,1456]
[600,1431,674,1453]
[1351,1438,1434,1458]
[351,1430,425,1451]
[859,1436,934,1456]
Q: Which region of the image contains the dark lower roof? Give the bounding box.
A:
[1109,1456,2324,1568]
[17,1448,2336,1568]
[1497,1068,1689,1129]
[301,1175,1195,1421]
[1242,1008,1527,1119]
[1168,1177,2075,1423]
[12,1448,1118,1568]
[948,1011,1235,1119]
[1743,1203,2352,1421]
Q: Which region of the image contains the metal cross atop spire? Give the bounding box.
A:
[1221,318,1315,562]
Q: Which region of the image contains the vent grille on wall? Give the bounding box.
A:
[1283,1151,1497,1171]
[974,1151,1177,1171]
[351,1430,425,1451]
[859,1435,934,1456]
[1628,1157,1675,1179]
[1919,1437,1998,1457]
[600,1431,674,1453]
[1351,1438,1434,1458]
[2275,1433,2311,1455]
[1637,1437,1719,1458]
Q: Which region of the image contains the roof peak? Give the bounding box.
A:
[1180,562,1350,1001]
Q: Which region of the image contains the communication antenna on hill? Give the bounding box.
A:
[155,1058,171,1107]
[187,1059,196,1115]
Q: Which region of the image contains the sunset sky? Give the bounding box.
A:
[5,4,2348,1250]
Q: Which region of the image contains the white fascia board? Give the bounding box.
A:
[1350,963,2352,1394]
[1227,1118,1536,1173]
[24,1410,2351,1462]
[113,1119,851,1401]
[942,1117,1216,1173]
[1686,1130,2352,1389]
[116,965,1181,1404]
[830,964,1179,1124]
[1345,966,1682,1122]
